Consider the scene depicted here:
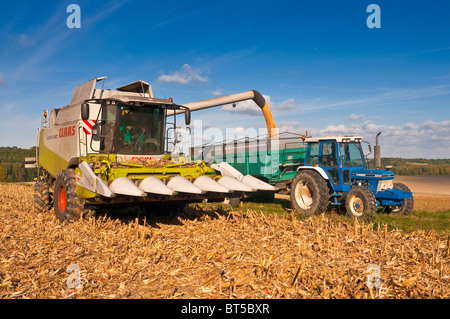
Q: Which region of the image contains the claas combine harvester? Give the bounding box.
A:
[28,76,276,222]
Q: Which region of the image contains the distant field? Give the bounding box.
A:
[394,175,450,196]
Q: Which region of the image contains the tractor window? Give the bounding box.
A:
[306,142,319,165]
[339,142,365,167]
[116,105,165,155]
[320,142,337,167]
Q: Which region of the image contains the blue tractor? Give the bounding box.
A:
[290,135,414,219]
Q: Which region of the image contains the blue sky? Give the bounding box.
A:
[0,0,449,158]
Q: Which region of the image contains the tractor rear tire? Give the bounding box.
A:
[34,177,51,213]
[290,170,329,216]
[385,183,414,216]
[345,186,377,220]
[54,169,83,222]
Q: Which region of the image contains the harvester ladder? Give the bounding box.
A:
[78,125,88,157]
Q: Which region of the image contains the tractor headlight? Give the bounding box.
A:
[377,180,393,192]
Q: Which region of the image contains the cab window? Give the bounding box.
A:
[306,142,319,165]
[320,142,337,167]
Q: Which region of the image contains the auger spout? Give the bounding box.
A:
[167,90,278,138]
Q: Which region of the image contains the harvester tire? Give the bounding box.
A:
[385,183,414,216]
[54,169,83,222]
[34,177,51,213]
[290,170,329,216]
[345,186,377,220]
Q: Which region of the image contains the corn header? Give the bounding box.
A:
[29,77,274,221]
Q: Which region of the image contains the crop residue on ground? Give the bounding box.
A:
[0,183,448,299]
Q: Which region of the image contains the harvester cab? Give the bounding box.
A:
[291,135,414,219]
[30,77,275,222]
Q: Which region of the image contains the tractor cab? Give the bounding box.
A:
[303,136,369,193]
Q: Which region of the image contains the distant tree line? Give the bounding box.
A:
[0,147,449,183]
[0,147,37,182]
[369,157,450,176]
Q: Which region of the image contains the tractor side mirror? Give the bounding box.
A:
[368,144,372,153]
[185,109,191,125]
[81,102,90,120]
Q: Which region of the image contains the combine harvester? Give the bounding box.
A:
[27,77,275,222]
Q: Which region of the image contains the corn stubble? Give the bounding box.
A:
[0,183,448,299]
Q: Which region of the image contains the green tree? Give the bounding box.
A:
[0,165,7,182]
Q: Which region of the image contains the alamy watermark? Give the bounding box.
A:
[65,4,380,30]
[66,264,82,289]
[366,264,381,289]
[367,4,381,29]
[66,4,81,29]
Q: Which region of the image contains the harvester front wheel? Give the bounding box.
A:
[54,169,83,222]
[34,177,52,213]
[290,170,329,216]
[385,183,414,216]
[345,186,377,220]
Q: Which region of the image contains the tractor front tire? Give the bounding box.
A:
[290,170,329,216]
[54,169,83,222]
[385,183,414,216]
[345,186,377,220]
[34,177,51,213]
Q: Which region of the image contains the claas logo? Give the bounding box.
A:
[59,125,76,138]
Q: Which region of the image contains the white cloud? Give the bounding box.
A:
[296,85,450,114]
[277,98,295,110]
[158,64,208,84]
[434,72,450,80]
[220,94,272,116]
[212,88,222,96]
[220,95,299,116]
[17,34,35,46]
[0,102,40,148]
[347,113,364,121]
[304,119,450,158]
[278,121,301,133]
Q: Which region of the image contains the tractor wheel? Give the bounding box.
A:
[290,170,329,216]
[54,169,83,222]
[385,183,414,216]
[34,177,52,213]
[345,186,377,220]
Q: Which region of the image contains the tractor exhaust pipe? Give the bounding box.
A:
[374,131,381,169]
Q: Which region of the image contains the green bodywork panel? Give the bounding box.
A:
[210,146,306,184]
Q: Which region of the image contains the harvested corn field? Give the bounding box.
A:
[0,183,449,299]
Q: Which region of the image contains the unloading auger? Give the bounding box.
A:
[167,89,278,138]
[28,77,275,222]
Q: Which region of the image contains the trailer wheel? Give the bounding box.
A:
[290,170,329,216]
[345,186,377,220]
[34,177,52,213]
[385,183,414,216]
[224,197,241,208]
[54,169,83,222]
